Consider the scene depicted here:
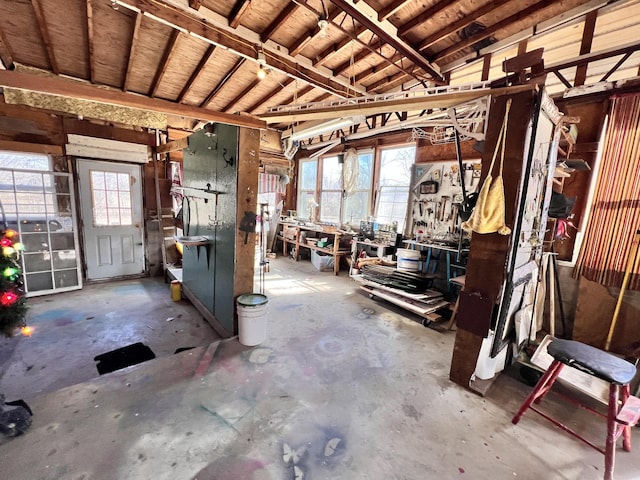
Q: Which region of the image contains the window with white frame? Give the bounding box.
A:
[298,150,375,226]
[375,145,415,232]
[319,155,342,223]
[297,158,318,220]
[342,150,373,227]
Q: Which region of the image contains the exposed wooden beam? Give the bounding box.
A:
[154,137,188,154]
[600,52,633,82]
[289,30,315,57]
[222,79,260,113]
[31,0,59,74]
[378,0,411,22]
[353,59,398,84]
[149,30,180,98]
[397,0,456,37]
[275,85,316,111]
[334,48,383,77]
[246,78,295,113]
[545,41,640,74]
[481,53,492,81]
[366,71,406,92]
[0,25,14,70]
[229,0,252,29]
[432,0,556,63]
[124,12,143,91]
[0,70,266,130]
[116,0,357,98]
[177,44,216,103]
[329,0,444,83]
[314,25,368,67]
[288,5,344,57]
[260,84,534,123]
[0,139,63,156]
[574,10,598,87]
[199,58,245,108]
[85,0,96,82]
[188,0,202,10]
[261,3,298,42]
[417,0,511,52]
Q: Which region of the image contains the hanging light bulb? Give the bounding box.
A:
[0,237,12,247]
[2,246,15,257]
[4,229,17,238]
[256,52,267,80]
[21,325,34,337]
[318,18,329,38]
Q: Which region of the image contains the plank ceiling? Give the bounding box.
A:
[0,0,639,132]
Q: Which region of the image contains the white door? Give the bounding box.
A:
[76,159,144,280]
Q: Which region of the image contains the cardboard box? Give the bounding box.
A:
[283,226,297,240]
[311,250,334,272]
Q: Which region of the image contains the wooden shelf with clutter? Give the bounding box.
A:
[276,221,353,275]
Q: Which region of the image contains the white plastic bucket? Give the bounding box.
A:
[237,293,269,346]
[396,248,420,272]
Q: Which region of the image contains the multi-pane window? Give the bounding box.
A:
[0,151,80,295]
[342,151,373,227]
[319,156,342,223]
[90,170,132,226]
[297,159,318,220]
[297,146,412,229]
[375,145,415,232]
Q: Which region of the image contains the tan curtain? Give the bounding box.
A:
[574,93,640,290]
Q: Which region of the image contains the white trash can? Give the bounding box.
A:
[237,293,268,346]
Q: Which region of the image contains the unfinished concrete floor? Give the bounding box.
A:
[0,277,222,400]
[0,257,639,479]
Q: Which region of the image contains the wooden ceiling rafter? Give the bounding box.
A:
[260,2,299,42]
[30,0,59,74]
[313,24,368,67]
[328,0,444,83]
[199,58,245,108]
[222,78,260,113]
[85,0,96,83]
[353,53,407,84]
[574,10,598,87]
[124,12,144,91]
[431,0,557,63]
[544,41,640,76]
[378,0,412,22]
[229,0,252,29]
[0,25,14,70]
[288,4,343,57]
[149,29,181,97]
[291,0,425,85]
[176,44,216,103]
[397,0,457,37]
[0,70,265,129]
[416,0,511,53]
[116,0,359,99]
[246,78,295,113]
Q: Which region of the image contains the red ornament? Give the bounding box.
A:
[0,238,12,247]
[1,291,18,306]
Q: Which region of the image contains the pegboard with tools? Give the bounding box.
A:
[407,160,481,245]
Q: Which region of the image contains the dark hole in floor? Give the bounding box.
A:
[94,342,156,375]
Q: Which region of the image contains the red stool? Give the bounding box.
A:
[512,338,640,480]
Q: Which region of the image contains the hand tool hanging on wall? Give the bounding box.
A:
[239,211,257,244]
[453,113,478,222]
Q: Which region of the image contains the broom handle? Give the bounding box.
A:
[605,229,640,350]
